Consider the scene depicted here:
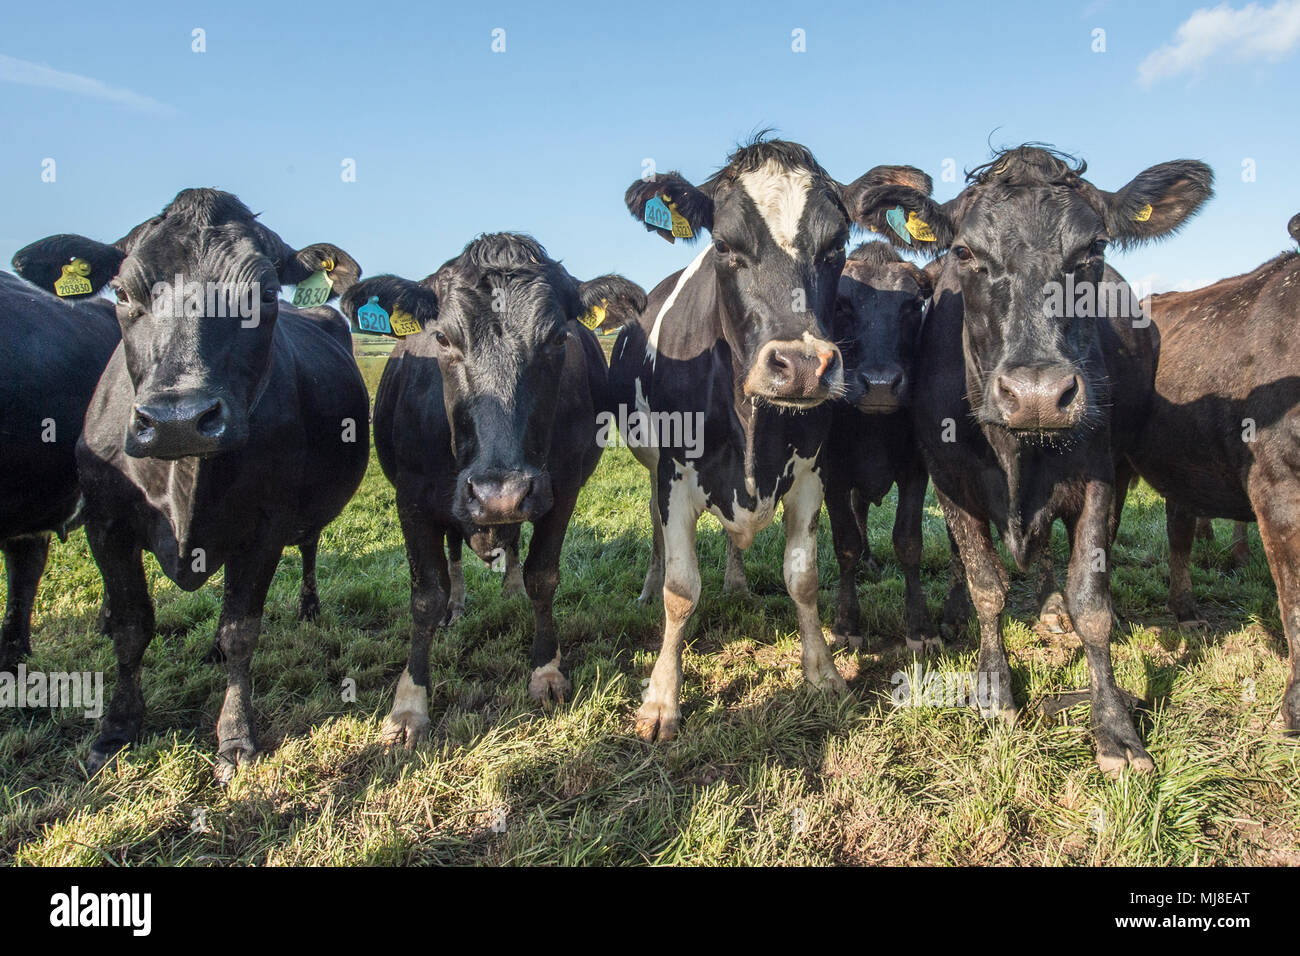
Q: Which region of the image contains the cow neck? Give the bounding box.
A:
[715,300,767,497]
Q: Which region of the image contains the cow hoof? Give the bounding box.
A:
[215,739,258,785]
[1095,740,1155,777]
[804,659,847,694]
[1038,603,1073,635]
[830,628,863,651]
[442,601,465,626]
[297,593,321,623]
[1175,614,1209,631]
[381,710,431,750]
[528,663,571,703]
[86,743,125,777]
[905,635,943,655]
[502,577,527,600]
[635,701,680,743]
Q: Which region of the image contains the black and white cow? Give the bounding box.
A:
[611,136,933,741]
[854,146,1212,774]
[14,189,370,780]
[340,234,644,747]
[0,265,121,671]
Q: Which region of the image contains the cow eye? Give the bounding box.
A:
[713,239,731,256]
[1089,239,1109,259]
[114,287,129,304]
[434,330,451,348]
[952,245,974,263]
[260,284,278,303]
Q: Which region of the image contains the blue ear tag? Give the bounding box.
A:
[356,295,392,334]
[885,206,913,245]
[644,195,674,232]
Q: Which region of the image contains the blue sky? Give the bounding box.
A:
[2,0,1296,296]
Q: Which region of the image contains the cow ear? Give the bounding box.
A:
[282,243,362,299]
[1100,160,1213,248]
[907,264,934,302]
[1288,212,1300,245]
[625,172,713,243]
[12,234,124,299]
[338,275,437,338]
[851,184,955,255]
[573,274,647,332]
[842,165,934,207]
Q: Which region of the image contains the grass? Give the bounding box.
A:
[1,337,1297,866]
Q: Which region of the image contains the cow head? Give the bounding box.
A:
[833,242,931,413]
[625,137,931,411]
[1290,212,1300,246]
[853,146,1213,439]
[341,234,644,527]
[13,188,358,460]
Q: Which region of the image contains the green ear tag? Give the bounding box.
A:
[54,258,94,297]
[885,206,913,245]
[292,269,334,308]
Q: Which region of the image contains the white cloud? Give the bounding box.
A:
[1138,0,1300,85]
[0,53,175,113]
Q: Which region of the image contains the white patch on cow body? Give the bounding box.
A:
[665,452,816,551]
[646,244,712,367]
[738,160,813,256]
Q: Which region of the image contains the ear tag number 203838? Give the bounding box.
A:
[54,258,94,297]
[292,258,335,308]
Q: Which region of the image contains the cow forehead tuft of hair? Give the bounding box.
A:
[967,145,1087,189]
[452,233,559,277]
[160,188,260,226]
[848,241,903,266]
[711,137,832,188]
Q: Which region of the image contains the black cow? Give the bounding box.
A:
[854,146,1212,774]
[1132,214,1300,733]
[339,234,644,747]
[612,136,932,741]
[0,269,120,670]
[822,241,941,651]
[14,189,370,780]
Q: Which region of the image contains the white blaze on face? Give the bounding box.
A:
[738,160,813,256]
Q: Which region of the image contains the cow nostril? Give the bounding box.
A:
[1057,377,1080,412]
[196,400,226,438]
[767,351,792,375]
[132,407,156,432]
[994,375,1020,412]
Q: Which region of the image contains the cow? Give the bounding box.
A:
[0,267,120,672]
[338,234,645,747]
[1130,213,1300,734]
[611,135,933,741]
[852,146,1213,774]
[821,241,945,651]
[13,188,370,780]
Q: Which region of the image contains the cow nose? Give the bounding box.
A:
[746,338,841,404]
[466,471,536,524]
[992,367,1085,430]
[858,365,906,408]
[127,393,231,458]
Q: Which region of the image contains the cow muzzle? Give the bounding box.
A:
[126,390,239,459]
[989,365,1087,432]
[458,468,553,525]
[743,336,842,408]
[855,363,907,413]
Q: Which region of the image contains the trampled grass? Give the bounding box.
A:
[1,349,1297,865]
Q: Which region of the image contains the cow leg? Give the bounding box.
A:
[636,481,700,742]
[502,544,527,599]
[895,467,938,652]
[213,545,283,783]
[296,535,321,622]
[524,490,580,703]
[1035,544,1072,634]
[1231,521,1252,569]
[1,534,50,671]
[723,539,750,597]
[784,468,845,693]
[852,491,880,579]
[444,530,466,624]
[940,522,972,644]
[84,521,155,775]
[1067,480,1153,775]
[1248,479,1300,734]
[385,512,448,748]
[937,493,1014,720]
[638,479,665,605]
[1166,499,1207,628]
[826,479,864,650]
[1194,517,1215,543]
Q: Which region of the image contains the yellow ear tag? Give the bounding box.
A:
[578,298,607,331]
[1134,203,1153,223]
[389,308,422,337]
[54,258,94,297]
[904,211,937,242]
[664,198,694,239]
